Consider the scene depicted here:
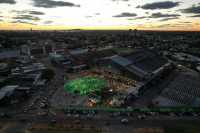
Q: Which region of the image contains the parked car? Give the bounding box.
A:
[66,114,71,117]
[141,114,146,118]
[24,109,28,113]
[74,114,80,117]
[110,114,114,118]
[145,112,151,115]
[87,114,92,117]
[121,119,128,123]
[21,118,26,121]
[51,120,56,123]
[138,115,142,119]
[75,120,80,123]
[127,113,130,117]
[105,122,109,125]
[32,106,36,110]
[52,112,56,116]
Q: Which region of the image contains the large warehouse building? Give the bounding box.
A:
[152,71,200,107]
[94,50,172,82]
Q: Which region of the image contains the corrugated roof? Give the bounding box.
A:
[125,65,147,78]
[110,56,133,67]
[0,50,20,59]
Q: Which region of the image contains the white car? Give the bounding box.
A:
[87,114,92,117]
[66,114,71,117]
[74,114,80,117]
[24,109,28,113]
[138,115,142,119]
[121,119,128,123]
[41,92,43,95]
[52,112,56,116]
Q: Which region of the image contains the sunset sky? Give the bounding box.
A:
[0,0,200,30]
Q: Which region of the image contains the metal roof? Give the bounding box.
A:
[0,50,20,59]
[152,95,188,107]
[125,65,147,78]
[0,85,19,100]
[160,88,194,106]
[110,56,133,67]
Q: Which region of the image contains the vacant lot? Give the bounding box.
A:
[0,123,5,130]
[132,126,164,133]
[132,126,200,133]
[27,123,105,132]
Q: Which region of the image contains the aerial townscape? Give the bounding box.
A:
[0,0,200,133]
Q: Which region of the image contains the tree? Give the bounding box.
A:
[41,68,54,81]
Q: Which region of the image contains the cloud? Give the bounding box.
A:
[188,14,200,17]
[12,15,41,21]
[0,0,16,4]
[50,16,62,18]
[180,5,200,14]
[10,10,45,15]
[98,21,102,22]
[0,19,3,21]
[10,20,38,25]
[128,4,131,6]
[84,15,93,19]
[195,23,199,25]
[150,12,181,18]
[0,16,3,17]
[113,12,137,17]
[28,11,45,15]
[43,21,53,24]
[135,5,140,8]
[158,17,179,21]
[127,16,147,20]
[95,13,100,15]
[0,12,2,13]
[141,1,180,10]
[145,12,150,15]
[171,24,193,27]
[31,0,80,8]
[157,24,171,28]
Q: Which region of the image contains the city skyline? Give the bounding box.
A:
[0,0,200,31]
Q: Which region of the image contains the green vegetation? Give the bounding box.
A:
[163,127,200,133]
[41,68,54,81]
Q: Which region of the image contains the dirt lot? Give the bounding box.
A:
[27,123,105,132]
[132,126,164,133]
[0,122,5,130]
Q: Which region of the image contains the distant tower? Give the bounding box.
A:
[134,29,137,36]
[129,29,132,35]
[30,28,32,32]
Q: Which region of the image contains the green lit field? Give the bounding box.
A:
[64,77,106,95]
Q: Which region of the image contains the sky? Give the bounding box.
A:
[0,0,200,31]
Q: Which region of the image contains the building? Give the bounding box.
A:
[0,85,19,100]
[68,49,118,65]
[152,71,200,107]
[134,29,137,36]
[94,50,171,82]
[0,50,20,59]
[21,44,54,57]
[129,29,132,35]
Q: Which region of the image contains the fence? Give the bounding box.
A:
[140,108,200,112]
[54,106,134,112]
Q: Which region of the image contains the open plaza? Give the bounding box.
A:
[49,68,133,108]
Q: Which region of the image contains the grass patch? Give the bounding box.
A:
[163,127,200,133]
